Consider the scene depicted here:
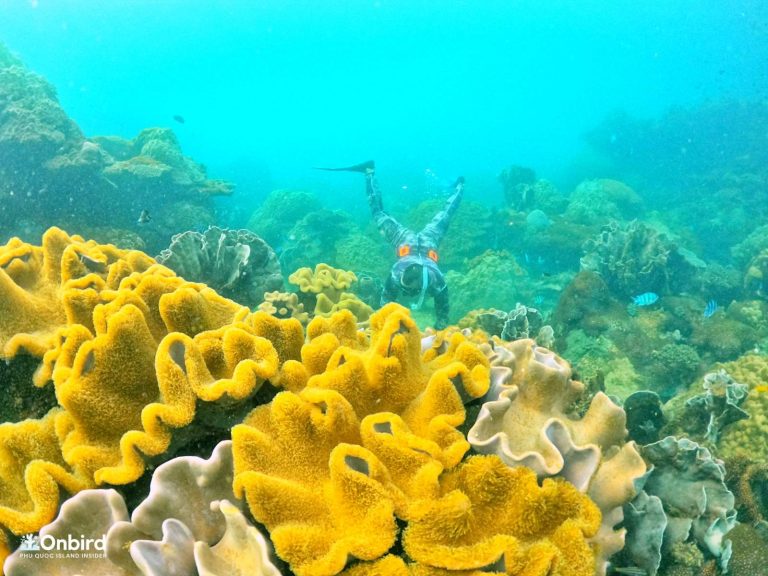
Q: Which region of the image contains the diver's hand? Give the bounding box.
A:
[453,176,465,189]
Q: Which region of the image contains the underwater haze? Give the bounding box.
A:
[4,2,768,575]
[1,0,766,208]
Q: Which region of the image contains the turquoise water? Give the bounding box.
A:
[2,3,768,575]
[1,0,765,214]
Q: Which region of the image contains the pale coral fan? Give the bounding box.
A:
[467,338,645,575]
[3,441,280,576]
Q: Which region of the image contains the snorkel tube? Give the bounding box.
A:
[410,262,430,311]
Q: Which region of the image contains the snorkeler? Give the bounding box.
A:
[318,160,464,329]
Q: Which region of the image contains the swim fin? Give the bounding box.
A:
[314,160,375,173]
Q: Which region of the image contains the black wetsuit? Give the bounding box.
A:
[365,167,464,328]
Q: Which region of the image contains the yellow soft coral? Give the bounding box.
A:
[1,227,155,360]
[0,410,91,537]
[0,229,290,544]
[466,338,644,575]
[233,388,399,576]
[289,264,357,302]
[50,299,281,486]
[288,264,373,322]
[258,290,310,324]
[403,455,600,576]
[233,304,492,575]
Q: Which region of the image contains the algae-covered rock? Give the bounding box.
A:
[565,178,643,225]
[445,250,526,322]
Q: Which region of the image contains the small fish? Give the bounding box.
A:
[137,209,152,225]
[703,299,718,318]
[172,114,185,124]
[533,295,544,306]
[754,385,768,393]
[632,292,659,307]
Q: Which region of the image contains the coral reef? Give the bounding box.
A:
[0,44,228,249]
[744,248,768,298]
[623,390,666,445]
[580,220,695,298]
[466,338,646,575]
[616,437,737,576]
[552,271,626,337]
[647,343,701,399]
[156,226,283,308]
[401,455,601,575]
[258,290,310,324]
[469,304,547,342]
[444,250,527,322]
[233,303,501,574]
[0,228,302,546]
[288,263,372,322]
[247,189,323,248]
[279,208,358,274]
[708,353,768,461]
[565,179,643,225]
[3,441,281,576]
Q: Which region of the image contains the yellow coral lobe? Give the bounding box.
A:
[242,310,305,365]
[289,263,357,301]
[182,326,279,402]
[159,284,245,335]
[0,410,91,536]
[0,250,63,356]
[233,396,398,576]
[403,456,599,575]
[307,310,368,352]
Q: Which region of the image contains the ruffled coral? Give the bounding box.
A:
[156,226,283,308]
[233,303,492,575]
[258,290,309,324]
[467,338,645,574]
[0,229,294,545]
[0,227,155,359]
[289,263,357,303]
[288,264,373,322]
[402,455,601,575]
[3,441,280,576]
[0,410,91,537]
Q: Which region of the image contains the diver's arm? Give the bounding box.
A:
[420,176,465,246]
[366,171,410,247]
[381,271,400,306]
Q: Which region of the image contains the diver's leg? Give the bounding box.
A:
[365,167,411,248]
[420,176,465,246]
